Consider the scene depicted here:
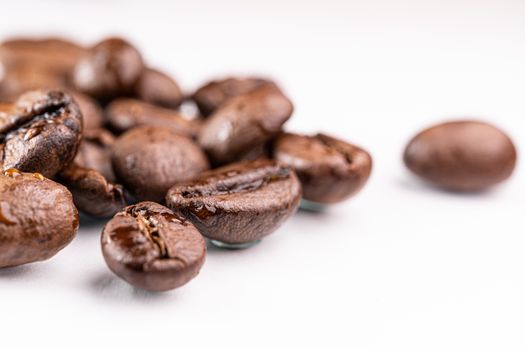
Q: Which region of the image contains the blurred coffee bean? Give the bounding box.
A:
[68,90,104,130]
[198,83,293,165]
[0,90,82,177]
[101,201,206,292]
[134,68,183,108]
[72,38,144,101]
[166,159,301,248]
[59,163,126,218]
[0,66,65,101]
[106,98,200,137]
[0,169,78,268]
[112,126,209,202]
[74,128,116,182]
[0,37,85,77]
[193,77,269,117]
[273,133,372,204]
[404,120,517,192]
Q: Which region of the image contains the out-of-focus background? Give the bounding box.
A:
[0,1,524,349]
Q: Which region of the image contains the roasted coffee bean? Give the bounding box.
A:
[404,120,517,192]
[198,83,293,165]
[166,159,301,248]
[74,128,116,182]
[0,37,85,78]
[0,66,66,101]
[112,126,209,202]
[273,133,372,204]
[134,68,183,108]
[72,38,144,100]
[101,201,206,292]
[106,98,200,137]
[68,90,104,131]
[0,90,82,177]
[59,163,126,218]
[0,169,78,268]
[192,77,269,117]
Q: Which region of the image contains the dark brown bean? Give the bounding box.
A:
[192,77,269,117]
[112,126,209,202]
[198,83,293,165]
[74,128,116,182]
[68,90,104,131]
[72,38,144,101]
[59,163,126,218]
[166,159,301,247]
[403,120,517,192]
[105,98,200,137]
[0,66,66,101]
[0,169,78,268]
[101,201,206,292]
[0,89,83,177]
[134,68,183,108]
[273,133,372,204]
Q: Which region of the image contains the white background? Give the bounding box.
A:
[1,0,524,349]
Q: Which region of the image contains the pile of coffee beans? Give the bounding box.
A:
[0,36,517,292]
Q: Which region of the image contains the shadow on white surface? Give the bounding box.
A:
[0,264,44,279]
[88,270,175,302]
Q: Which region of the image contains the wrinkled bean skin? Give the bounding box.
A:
[273,133,372,204]
[74,128,116,182]
[101,201,206,292]
[72,38,144,101]
[59,164,126,218]
[106,98,200,137]
[0,90,83,177]
[134,68,183,108]
[166,159,301,245]
[192,77,269,117]
[0,169,78,268]
[198,83,293,165]
[112,126,209,202]
[403,120,517,192]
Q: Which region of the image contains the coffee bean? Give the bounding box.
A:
[72,38,144,101]
[134,68,183,108]
[198,83,293,165]
[403,120,517,191]
[0,37,86,78]
[166,159,301,248]
[74,128,116,182]
[0,89,82,177]
[106,98,200,137]
[112,126,209,202]
[59,163,126,218]
[192,77,269,117]
[101,201,206,292]
[68,90,104,131]
[0,66,66,101]
[0,169,78,268]
[273,133,372,204]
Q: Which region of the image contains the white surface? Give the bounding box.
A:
[1,1,524,349]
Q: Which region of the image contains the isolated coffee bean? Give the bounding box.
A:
[166,159,301,248]
[112,126,209,202]
[68,90,104,131]
[0,169,78,268]
[101,201,206,292]
[59,164,126,218]
[199,83,293,165]
[404,120,517,192]
[193,77,269,117]
[273,133,372,204]
[0,37,85,78]
[74,128,116,182]
[106,98,200,137]
[72,38,144,100]
[0,90,82,177]
[134,68,183,108]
